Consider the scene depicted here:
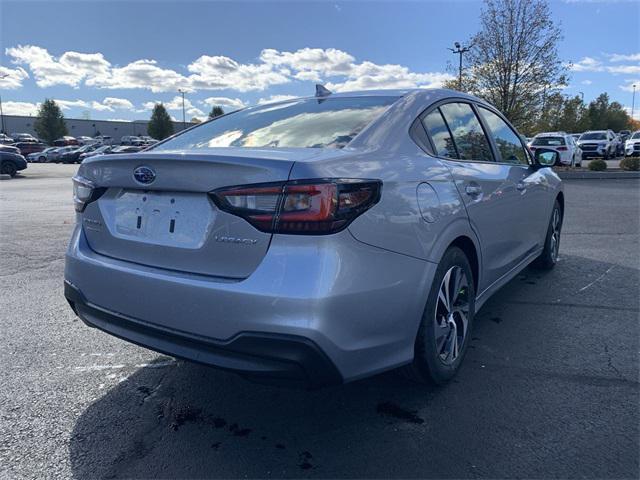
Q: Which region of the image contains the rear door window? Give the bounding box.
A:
[439,103,494,162]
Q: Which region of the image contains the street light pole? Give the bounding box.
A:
[448,42,473,91]
[578,91,584,103]
[178,89,186,131]
[632,84,637,123]
[0,73,8,134]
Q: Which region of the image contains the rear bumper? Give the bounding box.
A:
[65,281,341,387]
[65,225,435,384]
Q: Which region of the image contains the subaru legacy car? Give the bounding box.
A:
[65,88,563,387]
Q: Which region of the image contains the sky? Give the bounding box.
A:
[1,0,639,123]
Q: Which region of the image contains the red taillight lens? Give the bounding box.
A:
[557,146,568,151]
[211,179,382,234]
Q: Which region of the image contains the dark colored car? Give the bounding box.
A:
[60,144,101,164]
[53,136,80,147]
[0,144,21,155]
[14,142,47,157]
[1,151,28,177]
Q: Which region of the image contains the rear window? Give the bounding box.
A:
[154,96,398,150]
[532,136,566,146]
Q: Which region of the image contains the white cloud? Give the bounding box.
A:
[260,47,354,77]
[607,65,640,75]
[55,99,90,110]
[608,53,640,62]
[6,45,110,88]
[187,54,290,92]
[2,101,39,116]
[201,97,246,110]
[87,59,192,93]
[257,94,298,105]
[581,79,593,85]
[570,57,604,72]
[619,80,640,92]
[0,65,29,89]
[142,96,204,117]
[102,97,134,110]
[5,44,456,95]
[106,118,131,123]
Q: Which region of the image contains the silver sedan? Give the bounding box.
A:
[65,88,563,387]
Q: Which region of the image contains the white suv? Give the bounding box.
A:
[530,132,582,167]
[578,130,616,160]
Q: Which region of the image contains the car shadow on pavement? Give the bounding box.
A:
[68,254,639,479]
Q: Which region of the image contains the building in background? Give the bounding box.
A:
[2,115,187,142]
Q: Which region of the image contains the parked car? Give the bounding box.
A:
[53,136,80,147]
[76,136,98,146]
[577,130,616,159]
[10,133,38,143]
[120,135,142,146]
[79,144,113,161]
[529,132,582,167]
[27,146,58,163]
[0,133,14,144]
[14,142,47,157]
[60,144,102,164]
[47,146,77,163]
[0,144,21,155]
[65,88,564,387]
[1,151,28,177]
[624,131,640,157]
[93,135,113,144]
[570,133,582,141]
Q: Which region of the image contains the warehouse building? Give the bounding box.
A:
[1,115,188,142]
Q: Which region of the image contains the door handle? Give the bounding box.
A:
[465,184,482,196]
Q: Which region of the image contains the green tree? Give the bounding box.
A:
[454,0,567,132]
[33,99,68,144]
[208,106,224,119]
[147,103,174,140]
[585,93,631,131]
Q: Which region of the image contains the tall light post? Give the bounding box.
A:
[632,84,637,123]
[448,42,473,91]
[178,88,186,131]
[578,91,584,103]
[0,73,8,134]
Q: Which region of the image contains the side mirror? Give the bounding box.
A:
[534,148,558,167]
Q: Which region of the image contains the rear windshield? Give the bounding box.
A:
[580,132,606,140]
[154,96,398,150]
[532,136,565,146]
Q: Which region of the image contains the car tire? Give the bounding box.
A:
[1,161,17,177]
[603,151,609,160]
[402,246,476,385]
[38,156,46,163]
[532,200,563,270]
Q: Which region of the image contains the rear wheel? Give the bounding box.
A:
[532,200,562,270]
[402,247,475,384]
[1,161,17,177]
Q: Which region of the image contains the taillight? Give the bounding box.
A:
[557,146,568,151]
[72,176,106,212]
[211,179,382,235]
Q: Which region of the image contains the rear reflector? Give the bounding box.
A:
[211,179,382,235]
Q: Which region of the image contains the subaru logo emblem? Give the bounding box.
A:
[133,166,156,185]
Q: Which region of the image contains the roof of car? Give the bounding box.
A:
[267,88,489,106]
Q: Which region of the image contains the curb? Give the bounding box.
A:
[0,174,11,180]
[557,170,640,180]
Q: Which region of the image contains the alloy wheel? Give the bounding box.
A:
[550,208,561,262]
[434,266,470,365]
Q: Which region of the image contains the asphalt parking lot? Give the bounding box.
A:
[1,164,638,479]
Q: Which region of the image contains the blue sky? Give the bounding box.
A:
[1,0,639,122]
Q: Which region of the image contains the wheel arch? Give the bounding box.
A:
[448,236,480,292]
[556,191,565,217]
